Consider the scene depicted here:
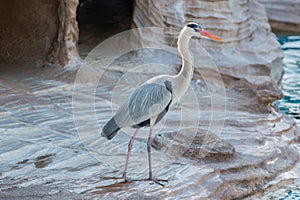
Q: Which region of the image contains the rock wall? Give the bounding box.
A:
[259,0,300,33]
[0,0,59,65]
[132,0,284,83]
[0,0,289,72]
[0,0,80,67]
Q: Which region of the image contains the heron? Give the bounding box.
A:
[101,22,222,185]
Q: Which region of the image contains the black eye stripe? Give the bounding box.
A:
[187,23,198,29]
[187,23,202,30]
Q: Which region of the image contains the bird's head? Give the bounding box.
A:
[183,22,222,42]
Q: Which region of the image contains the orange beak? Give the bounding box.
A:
[199,29,223,42]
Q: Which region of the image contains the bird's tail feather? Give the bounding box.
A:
[101,118,120,140]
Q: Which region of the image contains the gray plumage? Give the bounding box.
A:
[101,117,120,140]
[102,82,172,140]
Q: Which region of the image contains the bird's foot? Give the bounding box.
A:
[121,173,133,183]
[124,177,168,186]
[101,174,168,186]
[148,177,168,186]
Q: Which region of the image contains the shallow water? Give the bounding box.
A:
[275,35,300,124]
[271,35,300,199]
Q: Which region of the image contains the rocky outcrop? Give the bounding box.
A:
[152,129,235,161]
[259,0,300,33]
[47,0,80,66]
[234,76,284,106]
[133,0,284,83]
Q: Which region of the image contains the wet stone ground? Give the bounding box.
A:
[0,63,299,199]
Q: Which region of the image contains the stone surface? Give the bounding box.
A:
[0,183,88,200]
[259,0,300,33]
[0,60,297,199]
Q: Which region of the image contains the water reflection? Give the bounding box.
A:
[275,35,300,122]
[272,35,300,200]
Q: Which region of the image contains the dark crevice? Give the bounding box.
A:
[77,0,134,58]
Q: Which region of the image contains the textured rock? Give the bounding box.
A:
[132,0,284,82]
[47,0,80,66]
[259,0,300,33]
[152,129,235,161]
[0,184,88,200]
[0,0,80,66]
[0,0,59,65]
[234,76,284,105]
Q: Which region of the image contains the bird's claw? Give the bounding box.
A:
[122,175,133,183]
[148,177,168,186]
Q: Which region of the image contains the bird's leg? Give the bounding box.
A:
[147,127,153,180]
[122,128,139,182]
[147,127,168,186]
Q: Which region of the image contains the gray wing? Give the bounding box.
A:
[113,82,172,128]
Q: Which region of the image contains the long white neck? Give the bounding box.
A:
[173,30,194,101]
[177,31,194,80]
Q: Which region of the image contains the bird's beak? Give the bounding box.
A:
[199,29,223,42]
